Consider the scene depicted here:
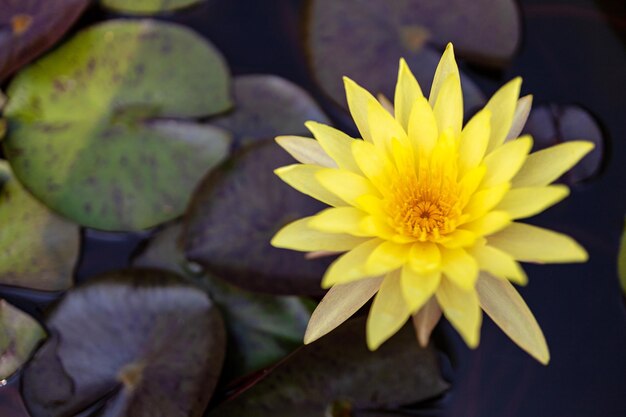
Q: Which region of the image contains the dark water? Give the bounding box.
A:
[1,0,625,416]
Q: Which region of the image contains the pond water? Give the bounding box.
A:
[1,0,625,416]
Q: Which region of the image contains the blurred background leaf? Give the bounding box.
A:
[0,0,90,81]
[208,317,449,417]
[0,299,45,380]
[101,0,205,15]
[0,162,78,291]
[305,0,522,114]
[22,270,225,417]
[133,222,315,381]
[183,139,333,295]
[3,19,233,231]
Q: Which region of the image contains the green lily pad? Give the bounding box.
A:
[305,0,518,113]
[521,104,603,183]
[0,0,90,81]
[0,162,78,291]
[183,139,332,295]
[3,20,233,231]
[208,317,449,416]
[210,75,329,147]
[0,299,46,380]
[101,0,204,15]
[133,222,314,380]
[21,269,225,417]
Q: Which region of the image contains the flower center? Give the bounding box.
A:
[385,156,463,242]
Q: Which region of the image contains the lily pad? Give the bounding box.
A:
[0,0,90,81]
[21,269,225,417]
[210,75,329,147]
[521,104,603,183]
[133,222,314,380]
[3,20,233,231]
[306,0,520,112]
[208,317,449,416]
[183,139,332,295]
[0,299,46,380]
[0,161,78,291]
[101,0,204,15]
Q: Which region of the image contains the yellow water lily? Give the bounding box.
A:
[271,43,593,363]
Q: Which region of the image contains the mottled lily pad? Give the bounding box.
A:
[101,0,204,15]
[209,317,448,416]
[183,139,331,295]
[210,75,329,147]
[0,0,90,81]
[134,222,314,380]
[0,161,78,291]
[0,299,46,380]
[21,269,225,417]
[521,104,603,183]
[306,0,521,112]
[3,20,233,231]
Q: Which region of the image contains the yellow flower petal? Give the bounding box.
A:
[408,96,439,158]
[344,76,377,144]
[275,164,347,207]
[440,247,479,290]
[322,238,383,287]
[458,109,491,175]
[401,265,441,312]
[468,244,528,285]
[366,270,411,350]
[436,277,482,347]
[496,185,569,219]
[476,273,549,364]
[433,73,463,138]
[368,98,408,153]
[463,182,510,222]
[436,229,479,249]
[394,58,424,131]
[364,241,412,276]
[408,242,441,273]
[275,136,336,167]
[307,206,371,236]
[485,77,522,153]
[304,121,361,173]
[351,139,395,191]
[506,95,533,141]
[316,167,380,207]
[272,217,369,252]
[482,135,533,188]
[411,297,442,347]
[461,211,511,237]
[304,276,383,345]
[429,43,459,107]
[488,222,588,263]
[512,141,595,187]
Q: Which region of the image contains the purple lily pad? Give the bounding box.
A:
[0,0,90,81]
[21,269,225,417]
[209,75,330,148]
[183,139,331,296]
[133,222,314,380]
[522,104,604,183]
[305,0,522,114]
[208,317,449,416]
